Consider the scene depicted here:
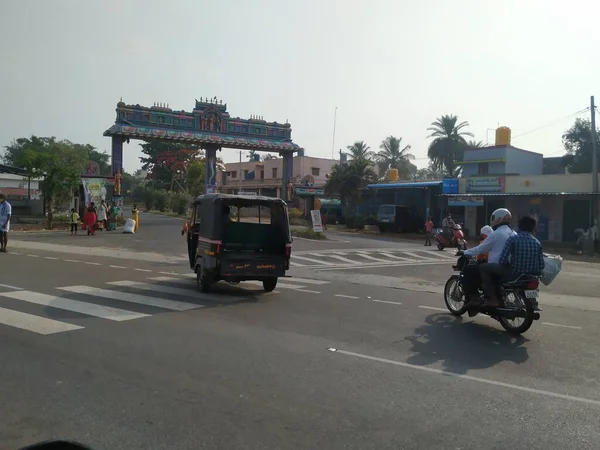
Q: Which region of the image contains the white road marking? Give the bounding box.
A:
[542,322,582,330]
[335,294,359,299]
[287,277,329,285]
[85,262,101,266]
[0,306,83,335]
[354,252,390,262]
[159,271,180,275]
[64,259,80,263]
[418,305,448,312]
[315,261,449,271]
[289,261,306,267]
[423,251,456,259]
[0,291,149,322]
[148,276,191,284]
[44,256,59,260]
[403,252,435,260]
[242,280,307,290]
[27,254,39,258]
[135,268,153,272]
[292,255,334,265]
[377,252,411,261]
[110,265,127,269]
[107,280,201,299]
[57,286,201,311]
[311,253,356,264]
[8,252,21,255]
[0,283,24,290]
[372,299,402,305]
[295,289,321,294]
[328,348,600,407]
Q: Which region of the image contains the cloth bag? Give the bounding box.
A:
[541,253,562,286]
[122,218,136,234]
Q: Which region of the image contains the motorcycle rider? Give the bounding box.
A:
[458,208,516,308]
[442,212,455,244]
[479,215,544,307]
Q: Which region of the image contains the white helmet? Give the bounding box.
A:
[480,225,493,236]
[490,208,512,229]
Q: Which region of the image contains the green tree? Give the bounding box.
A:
[10,137,87,228]
[412,162,444,181]
[376,135,415,179]
[325,159,377,216]
[186,159,206,197]
[346,141,373,161]
[139,141,202,188]
[561,118,600,174]
[427,114,473,177]
[467,140,485,148]
[247,150,262,161]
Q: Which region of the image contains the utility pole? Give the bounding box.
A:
[591,96,598,221]
[331,107,338,159]
[239,151,242,163]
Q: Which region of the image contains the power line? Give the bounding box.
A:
[511,108,589,140]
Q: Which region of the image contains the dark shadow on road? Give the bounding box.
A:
[403,313,529,375]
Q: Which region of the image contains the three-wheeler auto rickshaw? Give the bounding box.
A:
[186,193,292,292]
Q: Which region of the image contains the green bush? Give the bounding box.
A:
[169,192,192,215]
[153,190,169,212]
[345,215,365,229]
[142,188,154,211]
[288,207,304,219]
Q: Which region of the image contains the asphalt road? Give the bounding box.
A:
[2,212,600,449]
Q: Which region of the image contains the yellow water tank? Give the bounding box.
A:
[387,168,399,182]
[495,126,511,146]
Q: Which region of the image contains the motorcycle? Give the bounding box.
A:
[443,254,541,335]
[434,223,467,251]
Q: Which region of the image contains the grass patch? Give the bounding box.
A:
[292,228,328,240]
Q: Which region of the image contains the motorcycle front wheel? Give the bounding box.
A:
[444,276,467,316]
[499,292,535,335]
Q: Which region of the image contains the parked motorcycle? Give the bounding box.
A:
[443,254,541,334]
[434,223,467,251]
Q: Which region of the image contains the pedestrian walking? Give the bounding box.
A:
[0,193,12,252]
[98,200,108,230]
[132,204,140,233]
[424,216,433,246]
[70,208,80,235]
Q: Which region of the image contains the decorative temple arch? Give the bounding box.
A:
[103,98,303,200]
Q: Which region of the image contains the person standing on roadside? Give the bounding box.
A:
[424,216,434,246]
[132,204,140,233]
[98,200,108,230]
[70,208,80,235]
[0,194,12,252]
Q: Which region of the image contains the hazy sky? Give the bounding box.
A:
[1,0,598,172]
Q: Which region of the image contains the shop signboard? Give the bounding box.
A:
[465,176,505,193]
[448,196,484,207]
[442,178,459,194]
[295,187,324,196]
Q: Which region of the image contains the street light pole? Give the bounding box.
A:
[591,96,598,222]
[331,107,338,159]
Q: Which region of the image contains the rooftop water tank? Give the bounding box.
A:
[495,127,511,146]
[387,168,399,182]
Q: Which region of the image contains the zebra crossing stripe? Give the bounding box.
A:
[107,280,203,299]
[57,286,201,311]
[0,291,149,322]
[0,306,83,335]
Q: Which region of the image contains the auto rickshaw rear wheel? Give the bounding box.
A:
[197,271,211,293]
[263,278,278,292]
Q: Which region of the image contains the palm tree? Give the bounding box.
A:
[247,150,261,161]
[325,159,377,217]
[346,141,373,161]
[467,140,485,148]
[376,135,415,179]
[427,114,473,177]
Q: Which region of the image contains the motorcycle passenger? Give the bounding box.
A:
[476,225,494,263]
[442,212,455,244]
[459,208,516,307]
[479,215,544,307]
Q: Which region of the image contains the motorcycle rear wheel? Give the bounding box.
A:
[444,276,467,316]
[499,292,535,335]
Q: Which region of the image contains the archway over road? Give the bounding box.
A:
[103,98,303,200]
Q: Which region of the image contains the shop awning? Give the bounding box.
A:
[366,181,442,189]
[439,192,600,196]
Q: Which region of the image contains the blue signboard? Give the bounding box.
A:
[442,178,459,194]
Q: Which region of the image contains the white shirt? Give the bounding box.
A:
[97,204,107,221]
[0,201,11,232]
[464,224,516,264]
